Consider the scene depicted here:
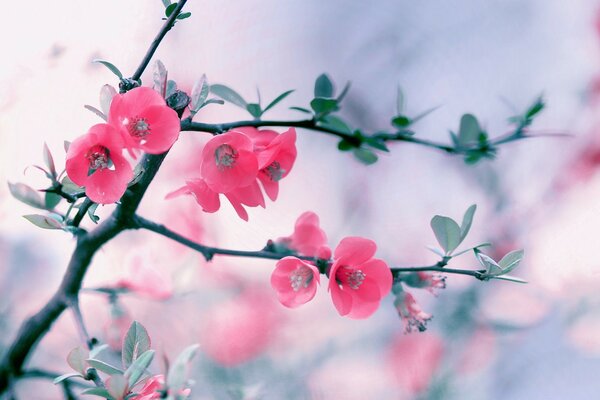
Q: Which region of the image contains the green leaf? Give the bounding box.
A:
[525,96,545,119]
[190,74,209,114]
[391,115,411,128]
[122,321,151,368]
[161,0,172,7]
[100,85,117,116]
[165,3,178,17]
[61,176,84,196]
[498,249,524,274]
[363,137,389,152]
[165,80,177,99]
[125,350,155,388]
[89,344,110,359]
[67,346,88,375]
[53,373,83,385]
[263,90,294,114]
[45,192,61,210]
[411,105,442,125]
[167,344,199,393]
[396,86,404,115]
[23,214,63,230]
[492,274,528,284]
[176,12,191,20]
[81,387,114,399]
[430,215,462,255]
[202,98,225,107]
[64,140,71,153]
[310,98,338,115]
[246,103,262,118]
[314,74,334,98]
[458,114,481,146]
[476,252,503,276]
[460,204,477,241]
[92,59,123,79]
[152,60,168,98]
[337,140,354,151]
[210,84,248,109]
[289,106,312,114]
[43,143,57,179]
[107,374,128,400]
[319,115,352,134]
[86,359,124,376]
[353,148,378,165]
[84,105,107,121]
[337,82,351,102]
[8,182,45,209]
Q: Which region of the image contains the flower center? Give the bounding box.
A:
[85,145,111,173]
[264,161,285,182]
[290,266,314,292]
[214,144,238,170]
[124,116,151,138]
[344,267,366,290]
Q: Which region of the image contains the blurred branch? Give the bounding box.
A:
[0,0,188,388]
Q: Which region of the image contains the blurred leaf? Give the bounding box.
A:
[190,74,209,114]
[64,140,71,153]
[92,59,123,79]
[89,344,109,359]
[161,0,171,7]
[337,82,351,102]
[125,350,155,388]
[107,374,128,400]
[84,105,107,121]
[67,346,88,375]
[53,373,83,385]
[391,115,411,128]
[263,90,294,114]
[165,80,177,99]
[430,215,461,255]
[492,274,528,284]
[210,84,247,109]
[165,3,178,17]
[43,143,57,179]
[411,105,442,125]
[177,11,191,19]
[289,106,312,114]
[310,98,338,115]
[353,148,378,165]
[363,137,389,152]
[23,214,63,230]
[45,192,61,209]
[426,245,446,258]
[337,140,354,151]
[86,359,123,376]
[314,74,334,98]
[167,344,199,393]
[99,85,117,116]
[61,176,84,196]
[476,252,503,276]
[319,115,352,134]
[87,203,100,224]
[246,103,262,118]
[498,249,524,274]
[460,204,477,241]
[152,60,168,98]
[396,86,404,115]
[8,182,45,209]
[122,321,151,368]
[525,96,545,120]
[458,114,481,145]
[81,388,114,399]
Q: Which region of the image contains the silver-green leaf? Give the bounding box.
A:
[430,215,462,254]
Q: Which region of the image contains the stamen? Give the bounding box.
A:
[264,161,285,181]
[125,116,151,138]
[345,268,366,290]
[85,145,110,171]
[290,266,314,292]
[215,144,238,170]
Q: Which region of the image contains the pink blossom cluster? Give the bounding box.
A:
[168,127,297,220]
[66,87,180,204]
[270,212,393,319]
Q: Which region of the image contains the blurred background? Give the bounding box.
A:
[2,0,600,398]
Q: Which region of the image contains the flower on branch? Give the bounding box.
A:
[328,237,393,319]
[271,256,320,308]
[276,211,331,258]
[66,123,133,204]
[394,290,432,333]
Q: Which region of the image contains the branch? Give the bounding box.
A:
[132,215,487,280]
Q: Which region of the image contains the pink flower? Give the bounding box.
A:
[402,272,446,295]
[277,211,330,258]
[200,131,259,193]
[66,123,133,204]
[114,258,172,300]
[394,291,432,333]
[387,332,444,395]
[133,375,191,399]
[233,127,297,201]
[271,256,320,308]
[328,237,392,319]
[108,86,180,155]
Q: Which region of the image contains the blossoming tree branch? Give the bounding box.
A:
[1,1,543,398]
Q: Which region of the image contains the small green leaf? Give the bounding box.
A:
[23,214,63,230]
[363,137,389,152]
[411,105,442,125]
[396,86,404,115]
[61,176,84,196]
[89,344,110,359]
[458,114,481,146]
[84,105,107,121]
[64,140,71,153]
[391,115,411,128]
[314,74,334,98]
[202,98,225,107]
[43,143,57,179]
[476,252,503,276]
[165,80,177,99]
[122,321,151,368]
[161,0,172,7]
[165,3,178,17]
[353,148,378,165]
[319,115,352,134]
[45,192,61,210]
[460,204,477,241]
[176,12,191,20]
[8,182,45,209]
[92,59,123,79]
[310,98,338,115]
[525,96,544,119]
[190,74,209,114]
[86,359,124,376]
[430,215,462,255]
[246,103,262,118]
[337,82,351,102]
[82,387,115,399]
[67,346,88,375]
[152,60,168,98]
[210,84,248,109]
[492,274,528,284]
[337,140,354,151]
[167,344,199,393]
[498,249,524,274]
[289,106,312,114]
[125,350,155,388]
[53,373,83,385]
[263,90,295,114]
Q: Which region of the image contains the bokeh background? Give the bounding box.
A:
[2,0,600,398]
